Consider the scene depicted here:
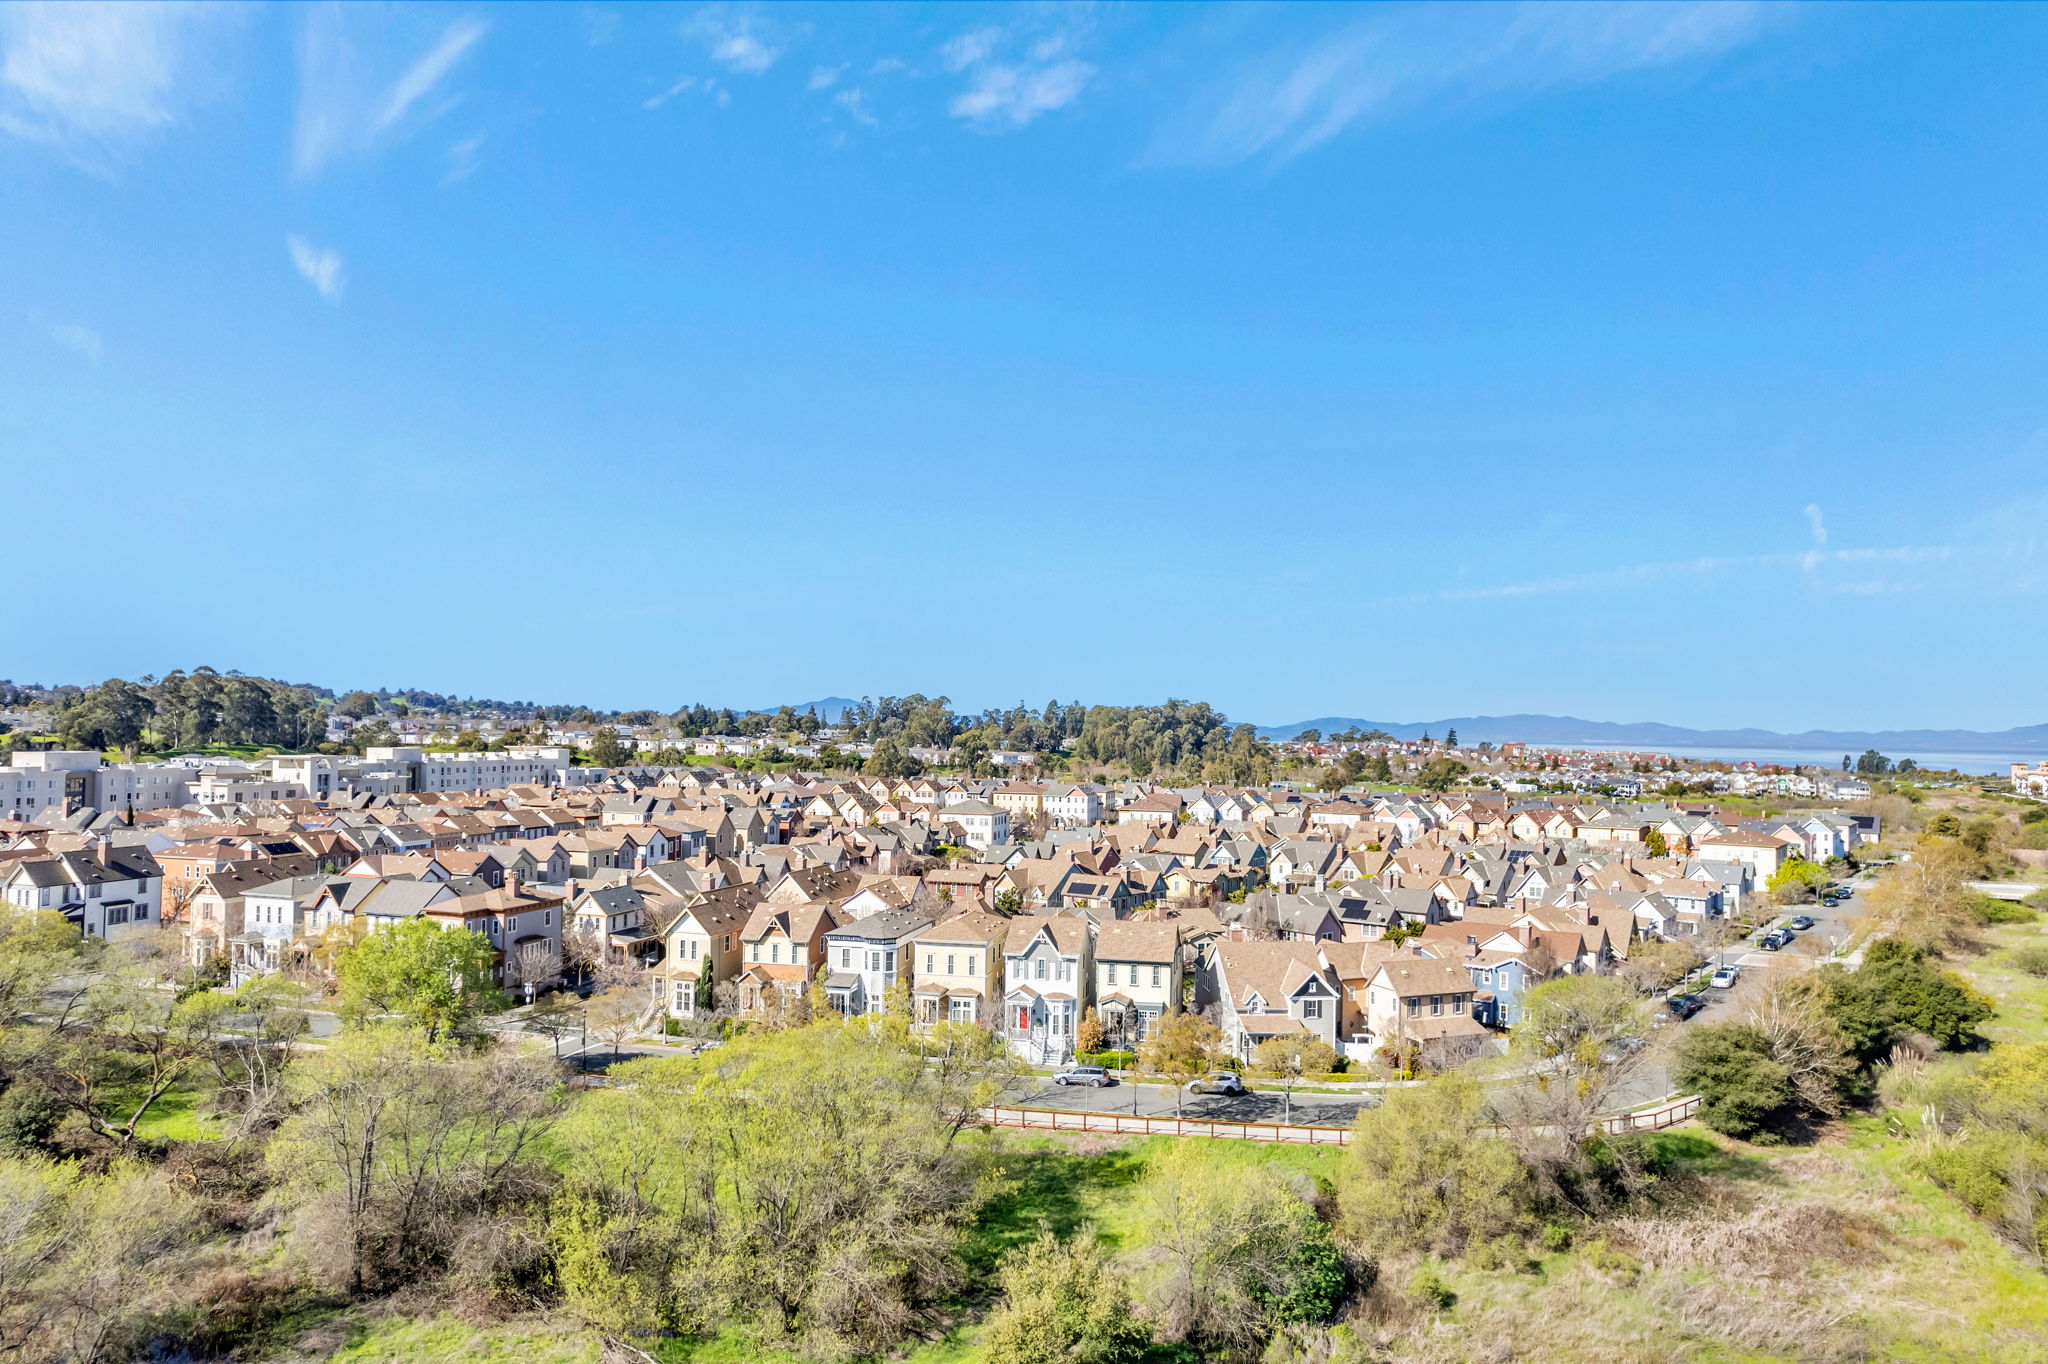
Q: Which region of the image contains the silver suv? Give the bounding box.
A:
[1053,1065,1115,1087]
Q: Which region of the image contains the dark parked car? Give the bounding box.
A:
[1666,993,1706,1021]
[1054,1065,1114,1087]
[1761,929,1792,951]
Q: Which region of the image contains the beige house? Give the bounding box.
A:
[1364,956,1488,1056]
[657,890,752,1019]
[1089,919,1181,1043]
[733,900,839,1015]
[909,909,1008,1026]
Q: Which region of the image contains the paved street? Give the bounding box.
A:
[1013,1074,1378,1127]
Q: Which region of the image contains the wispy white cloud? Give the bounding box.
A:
[442,131,483,184]
[684,6,785,76]
[1165,1,1778,166]
[942,21,1093,131]
[374,17,483,135]
[807,63,845,91]
[0,1,242,166]
[292,6,487,180]
[48,320,102,363]
[582,7,620,47]
[287,234,345,302]
[833,86,877,128]
[940,28,999,73]
[644,73,727,112]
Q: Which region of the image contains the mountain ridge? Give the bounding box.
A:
[1252,713,2048,754]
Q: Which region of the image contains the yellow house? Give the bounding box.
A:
[909,909,1008,1027]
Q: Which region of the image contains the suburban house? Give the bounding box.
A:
[1089,919,1181,1044]
[733,898,840,1016]
[1002,914,1093,1063]
[1363,956,1489,1061]
[657,895,752,1019]
[909,909,1008,1026]
[0,842,163,941]
[1210,940,1343,1061]
[822,908,933,1017]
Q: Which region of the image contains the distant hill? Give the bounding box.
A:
[751,697,860,724]
[1254,713,2048,754]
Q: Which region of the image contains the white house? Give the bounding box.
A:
[1002,914,1092,1063]
[822,908,932,1016]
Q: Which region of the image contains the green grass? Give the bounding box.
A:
[99,1072,221,1142]
[1953,922,2048,1046]
[328,1313,603,1364]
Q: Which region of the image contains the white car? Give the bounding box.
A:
[1053,1065,1115,1087]
[1709,966,1740,989]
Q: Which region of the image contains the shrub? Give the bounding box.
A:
[1673,1023,1791,1139]
[1407,1265,1456,1312]
[1539,1222,1574,1253]
[1337,1073,1529,1255]
[1817,939,1994,1058]
[1075,1051,1136,1070]
[2008,943,2048,977]
[1971,894,2038,925]
[980,1232,1151,1364]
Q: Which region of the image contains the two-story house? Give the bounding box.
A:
[1210,940,1342,1061]
[733,899,840,1016]
[821,908,933,1017]
[656,890,754,1019]
[909,909,1008,1026]
[1002,914,1092,1063]
[1363,956,1488,1060]
[0,842,164,942]
[1089,919,1181,1044]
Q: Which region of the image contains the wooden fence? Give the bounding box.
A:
[981,1092,1702,1146]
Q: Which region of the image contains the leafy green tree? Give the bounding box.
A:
[586,727,629,768]
[336,690,379,719]
[1644,828,1669,858]
[1768,856,1832,904]
[1338,1072,1528,1254]
[1674,1022,1791,1138]
[864,734,918,778]
[334,919,506,1042]
[1816,939,1993,1058]
[1415,757,1468,792]
[1362,753,1393,782]
[980,1232,1150,1364]
[551,1022,996,1354]
[1136,1010,1221,1115]
[1138,1140,1343,1353]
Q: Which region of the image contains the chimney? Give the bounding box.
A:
[506,872,521,899]
[95,835,114,869]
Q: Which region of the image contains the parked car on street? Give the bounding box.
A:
[1187,1069,1248,1096]
[1666,993,1706,1021]
[1054,1065,1115,1087]
[1761,929,1792,951]
[1789,915,1816,931]
[1710,966,1740,989]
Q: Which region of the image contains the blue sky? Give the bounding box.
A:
[4,2,2046,731]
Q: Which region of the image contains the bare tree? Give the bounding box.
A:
[505,940,562,1000]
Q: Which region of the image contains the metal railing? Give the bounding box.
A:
[980,1091,1703,1146]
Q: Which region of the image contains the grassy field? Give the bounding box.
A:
[1952,921,2048,1046]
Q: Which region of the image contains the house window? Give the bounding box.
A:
[841,948,852,968]
[926,953,936,974]
[1035,958,1047,980]
[1430,995,1443,1016]
[1455,994,1468,1013]
[1406,997,1420,1016]
[673,982,689,1011]
[1106,962,1118,986]
[946,953,956,974]
[1302,999,1322,1020]
[950,998,975,1022]
[1152,965,1163,988]
[772,942,782,964]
